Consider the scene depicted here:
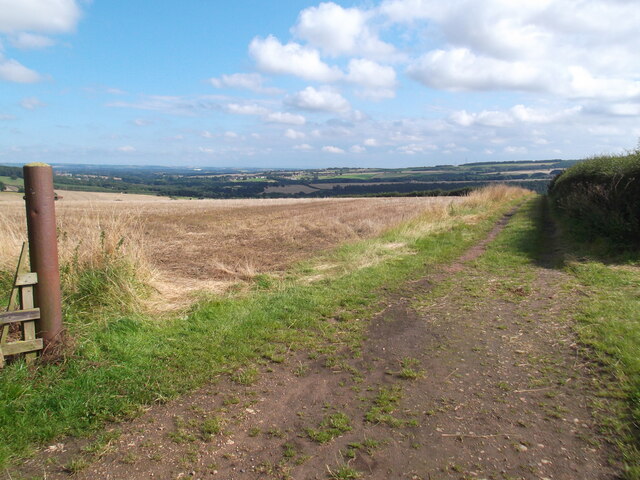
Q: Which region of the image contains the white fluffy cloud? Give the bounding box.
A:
[293,143,313,150]
[287,86,350,113]
[601,103,640,117]
[322,145,345,154]
[6,0,637,165]
[450,104,581,127]
[292,2,396,60]
[10,32,55,49]
[0,0,83,83]
[392,0,640,102]
[210,73,281,94]
[284,129,306,140]
[407,48,547,92]
[379,0,453,23]
[0,55,42,82]
[381,0,638,58]
[264,111,307,125]
[346,58,397,99]
[565,66,640,101]
[249,35,343,82]
[0,0,81,33]
[346,59,396,89]
[510,104,581,123]
[504,146,526,154]
[243,0,640,105]
[408,46,640,101]
[226,103,269,116]
[396,143,438,155]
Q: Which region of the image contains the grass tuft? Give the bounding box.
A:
[200,417,223,439]
[398,357,424,380]
[307,412,352,444]
[64,457,89,474]
[365,385,406,427]
[327,463,362,479]
[231,367,259,386]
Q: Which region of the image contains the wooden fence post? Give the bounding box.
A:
[23,163,63,346]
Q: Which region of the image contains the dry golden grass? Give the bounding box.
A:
[0,193,454,300]
[0,185,530,307]
[297,184,532,285]
[460,183,530,207]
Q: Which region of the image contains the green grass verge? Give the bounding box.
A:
[568,261,640,480]
[0,195,523,469]
[552,213,640,478]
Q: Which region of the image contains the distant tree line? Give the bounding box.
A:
[0,163,554,199]
[0,165,22,178]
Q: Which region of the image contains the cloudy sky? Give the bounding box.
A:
[0,0,639,168]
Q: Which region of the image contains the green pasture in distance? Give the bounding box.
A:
[0,176,24,187]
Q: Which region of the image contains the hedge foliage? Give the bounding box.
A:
[548,150,640,244]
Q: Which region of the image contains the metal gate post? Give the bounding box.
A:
[23,163,63,346]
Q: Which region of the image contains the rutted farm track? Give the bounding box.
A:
[14,205,621,480]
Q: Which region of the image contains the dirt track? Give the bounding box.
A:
[14,208,620,480]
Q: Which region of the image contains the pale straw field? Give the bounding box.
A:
[0,186,528,305]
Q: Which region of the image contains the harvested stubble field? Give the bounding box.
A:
[0,191,464,301]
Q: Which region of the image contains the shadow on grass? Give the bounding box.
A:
[516,195,640,479]
[511,195,640,270]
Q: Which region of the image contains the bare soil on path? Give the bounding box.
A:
[14,209,621,480]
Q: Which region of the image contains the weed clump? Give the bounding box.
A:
[200,417,223,439]
[365,385,407,427]
[231,367,259,386]
[307,412,352,443]
[328,463,362,479]
[398,357,424,380]
[61,218,153,318]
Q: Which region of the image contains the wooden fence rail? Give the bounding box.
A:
[0,243,43,368]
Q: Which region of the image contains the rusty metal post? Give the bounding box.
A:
[23,163,63,346]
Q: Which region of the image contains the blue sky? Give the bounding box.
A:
[1,0,639,168]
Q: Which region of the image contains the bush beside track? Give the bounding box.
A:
[548,150,640,245]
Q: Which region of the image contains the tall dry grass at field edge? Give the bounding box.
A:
[462,183,530,207]
[0,205,154,314]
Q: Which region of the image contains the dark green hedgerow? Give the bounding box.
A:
[548,150,640,245]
